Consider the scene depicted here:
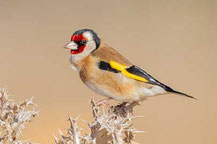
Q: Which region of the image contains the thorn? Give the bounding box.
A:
[53,134,58,142]
[58,129,63,135]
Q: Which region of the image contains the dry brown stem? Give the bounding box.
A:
[54,99,143,144]
[0,88,143,144]
[0,88,38,144]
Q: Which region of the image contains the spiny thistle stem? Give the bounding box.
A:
[0,88,38,144]
[0,88,144,144]
[54,99,143,144]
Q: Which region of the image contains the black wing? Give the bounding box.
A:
[126,65,196,99]
[98,61,195,99]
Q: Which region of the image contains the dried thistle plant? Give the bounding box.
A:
[0,88,143,144]
[0,88,38,144]
[54,99,143,144]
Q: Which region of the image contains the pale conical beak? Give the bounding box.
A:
[64,41,78,50]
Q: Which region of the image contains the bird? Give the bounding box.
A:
[64,29,195,104]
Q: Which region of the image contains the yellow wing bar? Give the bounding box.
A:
[109,61,148,82]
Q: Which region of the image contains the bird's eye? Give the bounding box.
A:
[80,39,87,45]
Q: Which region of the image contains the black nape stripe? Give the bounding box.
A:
[98,61,120,73]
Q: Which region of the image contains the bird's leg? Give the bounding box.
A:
[96,97,112,107]
[113,101,139,117]
[127,101,139,114]
[113,102,128,117]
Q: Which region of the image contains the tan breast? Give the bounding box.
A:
[78,54,135,101]
[77,43,155,101]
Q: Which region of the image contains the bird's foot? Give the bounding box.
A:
[113,101,139,117]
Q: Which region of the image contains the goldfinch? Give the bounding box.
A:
[64,29,195,102]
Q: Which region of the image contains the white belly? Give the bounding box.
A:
[84,82,129,101]
[139,85,166,97]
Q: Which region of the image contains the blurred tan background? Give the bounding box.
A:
[0,0,217,143]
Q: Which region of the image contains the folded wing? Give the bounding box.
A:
[98,60,195,99]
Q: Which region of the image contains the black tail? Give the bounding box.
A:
[164,86,197,100]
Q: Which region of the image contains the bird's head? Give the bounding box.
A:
[64,29,101,56]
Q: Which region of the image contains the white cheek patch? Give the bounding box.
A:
[83,31,93,41]
[69,41,96,64]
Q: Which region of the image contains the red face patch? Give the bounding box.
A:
[70,34,87,54]
[70,45,85,54]
[71,34,84,42]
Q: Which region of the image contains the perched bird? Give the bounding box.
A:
[64,29,195,103]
